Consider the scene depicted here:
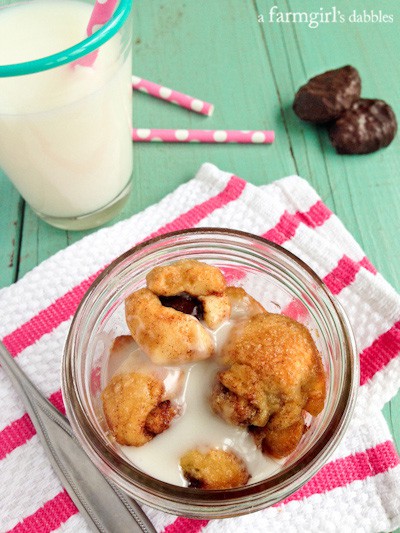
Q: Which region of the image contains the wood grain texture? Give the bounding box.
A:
[0,1,399,526]
[0,178,22,286]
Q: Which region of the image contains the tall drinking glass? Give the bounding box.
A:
[0,0,133,230]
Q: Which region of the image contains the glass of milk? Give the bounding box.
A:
[0,0,133,230]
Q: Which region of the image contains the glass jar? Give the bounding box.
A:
[62,228,358,518]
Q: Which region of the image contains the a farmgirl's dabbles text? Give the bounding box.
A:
[101,260,326,489]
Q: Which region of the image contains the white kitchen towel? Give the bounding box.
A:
[0,163,399,533]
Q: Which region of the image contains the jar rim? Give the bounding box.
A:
[63,228,359,514]
[0,0,133,78]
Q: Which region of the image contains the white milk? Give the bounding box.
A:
[0,0,132,219]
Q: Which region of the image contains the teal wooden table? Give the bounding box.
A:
[1,0,399,527]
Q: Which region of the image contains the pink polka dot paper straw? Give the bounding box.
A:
[86,0,118,36]
[132,76,214,116]
[74,0,118,67]
[132,129,275,144]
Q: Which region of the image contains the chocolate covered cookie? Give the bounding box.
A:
[329,98,397,154]
[293,65,361,124]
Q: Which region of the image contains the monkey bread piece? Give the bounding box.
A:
[198,293,231,329]
[211,313,326,458]
[225,287,266,318]
[144,400,178,436]
[110,334,136,353]
[102,372,177,447]
[146,259,231,330]
[108,335,185,400]
[125,288,214,365]
[251,417,306,459]
[146,259,227,297]
[211,363,269,427]
[180,448,250,489]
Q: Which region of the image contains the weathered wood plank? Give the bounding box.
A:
[0,172,23,287]
[17,204,70,279]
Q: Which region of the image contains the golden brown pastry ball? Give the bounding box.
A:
[102,372,177,446]
[211,313,326,458]
[146,259,226,297]
[125,288,214,365]
[180,448,250,489]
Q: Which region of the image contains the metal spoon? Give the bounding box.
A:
[0,341,156,533]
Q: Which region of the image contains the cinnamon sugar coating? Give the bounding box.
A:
[180,448,250,489]
[102,372,177,446]
[125,288,214,364]
[211,313,326,458]
[146,259,226,297]
[147,259,231,330]
[198,293,231,329]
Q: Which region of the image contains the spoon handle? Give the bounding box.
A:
[0,341,156,533]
